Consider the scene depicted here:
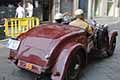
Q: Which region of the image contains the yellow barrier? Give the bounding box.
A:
[4,17,40,38]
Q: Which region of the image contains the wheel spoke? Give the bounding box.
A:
[64,53,81,80]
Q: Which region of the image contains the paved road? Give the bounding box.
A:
[80,21,120,80]
[0,48,37,80]
[0,21,119,80]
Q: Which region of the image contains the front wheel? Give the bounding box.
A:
[107,37,116,57]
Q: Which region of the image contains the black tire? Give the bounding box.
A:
[107,37,116,57]
[63,50,83,80]
[96,29,103,49]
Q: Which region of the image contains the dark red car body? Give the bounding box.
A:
[8,23,117,80]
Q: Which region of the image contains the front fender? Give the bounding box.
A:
[51,43,86,80]
[110,30,118,42]
[111,30,118,37]
[109,30,118,47]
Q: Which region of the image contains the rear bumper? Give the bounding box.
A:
[8,53,16,60]
[17,60,43,74]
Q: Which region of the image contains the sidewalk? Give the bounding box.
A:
[93,17,120,32]
[93,17,120,25]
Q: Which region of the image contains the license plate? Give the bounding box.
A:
[26,63,33,70]
[7,38,20,50]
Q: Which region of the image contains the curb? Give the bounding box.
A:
[0,39,9,42]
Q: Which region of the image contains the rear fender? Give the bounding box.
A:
[51,43,86,80]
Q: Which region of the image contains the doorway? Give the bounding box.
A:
[60,0,73,14]
[79,0,88,18]
[33,0,53,21]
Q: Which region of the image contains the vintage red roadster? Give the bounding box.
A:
[8,23,117,80]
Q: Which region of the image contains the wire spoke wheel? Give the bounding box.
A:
[64,54,82,80]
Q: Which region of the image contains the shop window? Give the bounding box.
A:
[107,0,113,16]
[94,0,101,16]
[33,0,52,21]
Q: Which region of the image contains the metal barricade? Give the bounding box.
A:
[4,17,40,38]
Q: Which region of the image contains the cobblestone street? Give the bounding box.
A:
[0,19,119,80]
[80,20,120,80]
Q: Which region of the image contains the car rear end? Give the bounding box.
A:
[8,36,54,74]
[8,24,82,76]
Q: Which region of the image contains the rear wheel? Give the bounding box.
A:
[63,51,83,80]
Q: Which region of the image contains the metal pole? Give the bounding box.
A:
[52,0,60,21]
[87,0,92,19]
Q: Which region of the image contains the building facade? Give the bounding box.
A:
[0,0,119,21]
[22,0,88,21]
[88,0,120,19]
[52,0,120,20]
[23,0,82,21]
